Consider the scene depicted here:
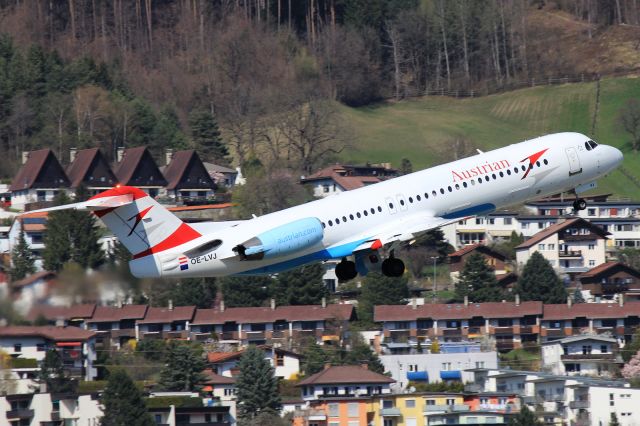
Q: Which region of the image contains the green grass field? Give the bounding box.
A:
[340,76,640,198]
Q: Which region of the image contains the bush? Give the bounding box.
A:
[409,381,465,392]
[145,396,203,408]
[10,358,37,368]
[78,380,148,393]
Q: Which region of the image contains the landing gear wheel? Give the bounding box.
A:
[381,257,405,277]
[572,198,587,211]
[335,259,357,282]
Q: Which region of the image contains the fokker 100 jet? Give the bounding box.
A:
[36,132,623,282]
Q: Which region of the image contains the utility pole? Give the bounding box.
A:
[431,256,438,304]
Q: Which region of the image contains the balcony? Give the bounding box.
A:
[569,400,589,409]
[163,330,189,339]
[545,328,566,338]
[219,331,239,341]
[493,326,514,335]
[559,250,582,258]
[111,328,136,338]
[389,330,410,342]
[442,328,463,337]
[496,341,515,351]
[562,353,615,361]
[244,331,266,340]
[293,330,319,339]
[6,409,35,419]
[423,404,470,413]
[271,330,288,339]
[467,326,484,335]
[519,326,538,334]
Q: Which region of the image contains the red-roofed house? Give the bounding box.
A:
[10,149,70,210]
[201,369,236,405]
[206,345,301,379]
[448,244,509,280]
[66,148,117,196]
[190,301,354,346]
[163,150,216,203]
[578,262,640,301]
[515,218,609,279]
[300,164,398,198]
[114,147,167,197]
[136,304,196,340]
[86,304,148,349]
[26,303,96,327]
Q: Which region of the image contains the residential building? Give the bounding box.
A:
[380,352,499,390]
[202,369,237,405]
[7,212,49,270]
[515,217,609,279]
[190,301,354,346]
[207,345,301,379]
[541,335,621,377]
[114,147,167,197]
[300,164,398,198]
[10,149,70,210]
[0,326,97,381]
[203,162,239,188]
[66,148,118,196]
[26,303,96,327]
[9,271,57,314]
[163,150,216,203]
[448,244,508,282]
[577,262,640,302]
[442,211,520,247]
[136,304,196,340]
[148,404,232,426]
[85,304,148,349]
[0,392,103,426]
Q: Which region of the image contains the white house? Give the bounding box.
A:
[296,364,395,402]
[207,345,301,380]
[541,335,620,377]
[300,164,398,198]
[0,392,103,426]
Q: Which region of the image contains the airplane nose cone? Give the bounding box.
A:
[612,146,624,166]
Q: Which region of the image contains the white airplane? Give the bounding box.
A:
[39,132,622,281]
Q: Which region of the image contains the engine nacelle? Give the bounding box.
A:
[234,217,324,260]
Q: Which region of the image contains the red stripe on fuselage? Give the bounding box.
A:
[132,223,202,259]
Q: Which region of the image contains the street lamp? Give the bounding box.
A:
[430,256,438,304]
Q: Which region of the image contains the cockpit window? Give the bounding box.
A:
[589,140,598,148]
[586,140,598,151]
[585,142,592,151]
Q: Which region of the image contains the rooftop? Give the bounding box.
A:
[86,305,149,323]
[297,365,395,386]
[192,304,354,325]
[374,301,542,321]
[0,326,96,341]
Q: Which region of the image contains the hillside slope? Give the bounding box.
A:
[341,77,640,198]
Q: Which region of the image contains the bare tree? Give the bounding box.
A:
[618,98,640,152]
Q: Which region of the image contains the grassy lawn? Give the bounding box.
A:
[341,76,640,198]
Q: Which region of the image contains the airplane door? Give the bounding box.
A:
[396,194,408,212]
[385,197,397,215]
[565,147,582,176]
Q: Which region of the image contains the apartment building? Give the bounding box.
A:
[577,262,640,302]
[26,304,96,328]
[541,335,621,377]
[0,392,102,426]
[85,304,148,349]
[135,304,196,340]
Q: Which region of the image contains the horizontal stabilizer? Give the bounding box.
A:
[29,195,134,214]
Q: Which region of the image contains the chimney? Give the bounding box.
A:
[168,299,173,311]
[515,294,520,306]
[322,297,327,308]
[412,298,417,310]
[270,298,276,310]
[360,363,369,370]
[220,300,225,312]
[324,363,332,370]
[116,147,125,162]
[567,296,572,308]
[165,148,174,166]
[69,147,77,163]
[464,295,469,307]
[21,151,29,164]
[619,294,624,307]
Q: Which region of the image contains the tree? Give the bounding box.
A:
[357,272,409,323]
[455,252,503,303]
[618,98,640,152]
[158,341,206,391]
[343,333,385,374]
[10,227,36,281]
[272,263,328,306]
[610,413,621,426]
[150,278,217,309]
[623,329,640,362]
[236,345,281,422]
[101,368,155,426]
[219,276,273,307]
[189,109,228,163]
[301,342,329,376]
[508,405,542,426]
[573,287,586,304]
[430,339,441,354]
[400,158,413,175]
[621,350,640,379]
[36,349,75,393]
[515,252,567,304]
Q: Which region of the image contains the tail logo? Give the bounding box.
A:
[127,206,154,236]
[520,148,548,179]
[179,256,189,270]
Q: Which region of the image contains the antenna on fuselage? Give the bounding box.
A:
[476,149,484,154]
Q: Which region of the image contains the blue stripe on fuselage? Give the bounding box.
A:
[236,237,371,275]
[442,203,496,219]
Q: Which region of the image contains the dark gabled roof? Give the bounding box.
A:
[448,244,506,261]
[192,304,354,325]
[10,149,70,191]
[114,147,167,186]
[0,326,96,341]
[87,305,148,323]
[163,150,215,190]
[515,218,609,250]
[579,262,640,279]
[66,148,117,188]
[374,301,543,321]
[301,165,383,191]
[137,306,196,324]
[202,369,236,385]
[543,302,640,320]
[26,304,96,322]
[297,365,395,386]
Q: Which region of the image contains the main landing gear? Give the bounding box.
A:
[381,255,405,278]
[335,258,357,282]
[334,253,406,282]
[572,197,587,212]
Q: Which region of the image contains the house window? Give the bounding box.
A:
[589,260,595,266]
[446,398,455,406]
[476,218,484,225]
[37,343,45,352]
[409,364,418,372]
[445,320,459,328]
[538,244,545,250]
[601,345,608,353]
[442,362,452,370]
[328,403,339,417]
[521,223,529,229]
[549,321,562,329]
[476,361,485,368]
[426,399,436,406]
[347,402,359,417]
[548,244,555,250]
[14,343,21,353]
[323,184,330,193]
[588,244,595,250]
[582,345,592,355]
[504,218,512,225]
[300,321,316,330]
[497,318,513,327]
[382,400,394,409]
[405,399,416,408]
[275,353,284,367]
[588,208,596,216]
[480,397,489,404]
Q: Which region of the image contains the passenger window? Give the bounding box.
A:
[342,216,347,222]
[349,214,354,220]
[485,176,490,182]
[322,222,326,228]
[363,210,368,216]
[514,167,519,173]
[432,190,437,197]
[377,206,382,212]
[507,169,511,175]
[585,141,592,151]
[471,179,475,185]
[357,212,361,218]
[417,195,421,201]
[499,171,504,177]
[455,184,460,190]
[543,159,549,165]
[408,197,413,203]
[492,174,496,180]
[400,199,405,206]
[447,186,452,192]
[335,218,340,224]
[477,178,482,184]
[463,182,468,188]
[521,165,526,172]
[536,161,540,167]
[328,220,333,226]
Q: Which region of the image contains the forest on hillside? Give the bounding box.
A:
[0,0,638,178]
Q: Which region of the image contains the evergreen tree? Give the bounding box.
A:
[609,413,621,426]
[515,252,567,304]
[10,227,36,281]
[236,345,281,422]
[343,334,385,374]
[36,350,75,393]
[301,342,330,376]
[272,264,328,306]
[455,252,503,302]
[623,329,640,362]
[508,405,542,426]
[170,278,217,308]
[219,276,273,307]
[158,341,206,391]
[188,109,228,163]
[101,368,155,426]
[357,272,409,323]
[573,287,586,304]
[153,106,188,152]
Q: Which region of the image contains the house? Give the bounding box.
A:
[10,149,70,210]
[206,345,301,380]
[148,403,232,426]
[9,271,57,314]
[442,211,521,247]
[577,262,640,302]
[26,303,96,327]
[0,326,97,381]
[85,304,148,349]
[448,244,508,281]
[374,299,542,353]
[113,147,167,197]
[163,150,216,203]
[300,164,398,198]
[541,335,621,377]
[202,369,237,403]
[66,148,118,196]
[7,211,49,271]
[380,352,499,390]
[515,217,609,279]
[0,393,103,426]
[203,162,239,188]
[136,304,196,340]
[190,301,354,346]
